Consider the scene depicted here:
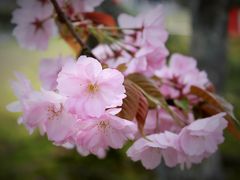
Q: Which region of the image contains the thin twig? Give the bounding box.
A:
[50,0,96,58]
[96,26,141,31]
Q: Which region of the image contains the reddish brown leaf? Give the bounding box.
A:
[117,80,148,134]
[136,90,149,133]
[206,82,216,93]
[190,85,240,139]
[127,73,184,126]
[127,73,164,108]
[83,12,117,27]
[190,86,223,110]
[57,21,88,55]
[200,103,240,140]
[117,80,139,121]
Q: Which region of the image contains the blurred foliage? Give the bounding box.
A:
[0,35,240,179]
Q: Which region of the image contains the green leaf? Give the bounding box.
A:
[174,98,189,112]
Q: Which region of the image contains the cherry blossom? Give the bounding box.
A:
[6,73,33,116]
[75,112,137,158]
[57,56,126,118]
[126,45,169,76]
[118,5,168,47]
[128,113,228,170]
[176,113,228,170]
[27,91,77,144]
[93,6,169,76]
[144,107,193,135]
[12,0,57,50]
[93,42,168,76]
[155,53,209,99]
[57,0,104,17]
[7,74,78,144]
[93,44,132,67]
[39,56,72,90]
[179,113,227,157]
[127,131,179,169]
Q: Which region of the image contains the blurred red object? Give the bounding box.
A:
[112,0,122,5]
[228,7,240,36]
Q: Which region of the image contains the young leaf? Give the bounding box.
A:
[174,98,190,112]
[136,90,149,133]
[199,103,240,140]
[127,73,184,126]
[127,73,163,108]
[117,79,148,134]
[214,94,237,121]
[190,85,240,139]
[57,21,88,55]
[190,86,223,110]
[117,80,139,120]
[83,12,117,27]
[190,86,239,123]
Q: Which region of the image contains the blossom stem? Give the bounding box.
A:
[50,0,96,58]
[160,98,185,127]
[71,19,142,31]
[96,26,142,31]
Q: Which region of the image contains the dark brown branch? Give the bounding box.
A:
[50,0,96,58]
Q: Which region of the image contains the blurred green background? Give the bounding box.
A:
[0,0,240,180]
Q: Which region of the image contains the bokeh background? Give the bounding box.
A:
[0,0,240,179]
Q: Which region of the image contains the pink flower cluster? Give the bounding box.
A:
[8,0,232,170]
[93,5,169,77]
[7,56,137,158]
[12,0,104,50]
[128,113,227,169]
[155,53,209,99]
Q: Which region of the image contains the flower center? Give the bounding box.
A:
[32,18,44,32]
[88,83,98,93]
[47,104,63,120]
[97,120,110,133]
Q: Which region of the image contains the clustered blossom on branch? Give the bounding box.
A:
[8,0,239,170]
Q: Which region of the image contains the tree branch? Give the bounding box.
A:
[50,0,96,58]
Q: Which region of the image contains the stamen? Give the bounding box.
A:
[97,120,110,133]
[31,19,44,32]
[47,104,63,120]
[88,83,98,93]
